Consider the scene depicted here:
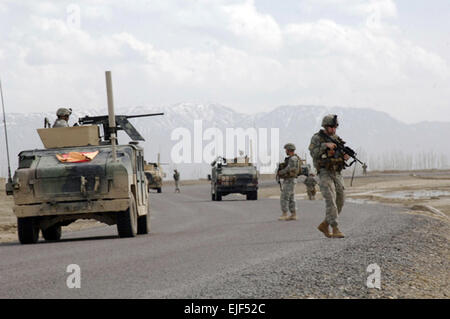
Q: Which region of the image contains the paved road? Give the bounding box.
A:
[0,183,416,298]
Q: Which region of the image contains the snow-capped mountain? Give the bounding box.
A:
[0,104,448,180]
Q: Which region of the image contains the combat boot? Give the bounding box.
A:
[317,220,331,238]
[287,211,297,220]
[278,212,289,221]
[331,226,345,238]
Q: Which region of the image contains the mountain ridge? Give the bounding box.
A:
[0,104,448,179]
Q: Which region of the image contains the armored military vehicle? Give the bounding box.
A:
[144,160,165,193]
[5,71,163,244]
[210,156,259,201]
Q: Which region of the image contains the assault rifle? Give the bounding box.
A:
[275,167,282,191]
[319,130,364,168]
[78,112,164,143]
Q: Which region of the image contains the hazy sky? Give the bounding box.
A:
[0,0,449,123]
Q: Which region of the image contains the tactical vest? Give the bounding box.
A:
[278,154,301,179]
[316,132,345,173]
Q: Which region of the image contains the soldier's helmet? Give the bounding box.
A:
[56,107,72,117]
[284,143,296,151]
[321,114,339,128]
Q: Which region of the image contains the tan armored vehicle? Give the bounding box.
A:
[6,72,163,244]
[211,156,259,201]
[144,161,165,193]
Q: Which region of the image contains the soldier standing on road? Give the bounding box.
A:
[173,169,180,193]
[309,115,350,238]
[52,107,72,128]
[277,143,300,221]
[304,173,318,200]
[362,163,368,176]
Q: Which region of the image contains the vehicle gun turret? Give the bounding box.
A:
[78,112,164,143]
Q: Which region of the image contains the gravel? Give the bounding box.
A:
[169,212,449,299]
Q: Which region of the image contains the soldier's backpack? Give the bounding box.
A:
[294,154,311,177]
[293,154,302,177]
[278,154,307,178]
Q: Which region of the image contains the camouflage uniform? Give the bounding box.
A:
[309,131,345,227]
[173,170,180,193]
[278,144,300,220]
[309,115,347,238]
[362,163,368,175]
[52,118,69,128]
[279,155,299,213]
[304,175,317,200]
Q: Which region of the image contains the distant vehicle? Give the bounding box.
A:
[210,156,259,201]
[144,161,165,193]
[5,72,163,244]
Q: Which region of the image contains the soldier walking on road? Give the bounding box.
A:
[277,143,300,221]
[304,173,318,200]
[173,169,180,193]
[53,107,72,128]
[309,115,350,238]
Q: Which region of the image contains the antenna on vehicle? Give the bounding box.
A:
[0,79,13,195]
[249,139,253,164]
[105,71,118,162]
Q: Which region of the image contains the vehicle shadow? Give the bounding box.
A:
[57,235,119,243]
[192,199,253,203]
[0,234,118,246]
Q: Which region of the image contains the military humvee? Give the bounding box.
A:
[144,161,164,193]
[210,156,259,201]
[6,72,163,244]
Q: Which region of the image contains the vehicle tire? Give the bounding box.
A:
[157,188,162,193]
[17,217,39,244]
[216,191,222,201]
[246,192,251,200]
[137,197,151,235]
[42,224,62,241]
[117,193,138,238]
